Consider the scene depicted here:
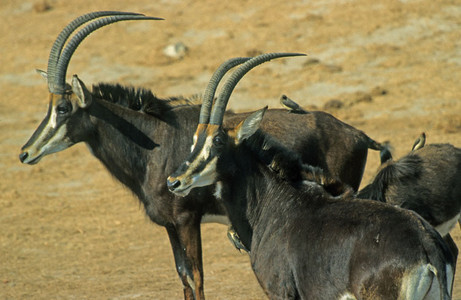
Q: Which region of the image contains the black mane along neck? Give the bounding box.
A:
[241,130,305,185]
[92,83,200,123]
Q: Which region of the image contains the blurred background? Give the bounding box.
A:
[1,0,460,298]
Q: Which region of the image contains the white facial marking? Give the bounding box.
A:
[173,133,218,197]
[42,124,72,155]
[49,107,58,128]
[173,185,193,197]
[197,135,213,161]
[174,156,218,197]
[190,134,198,152]
[23,124,72,164]
[186,135,214,174]
[190,156,218,187]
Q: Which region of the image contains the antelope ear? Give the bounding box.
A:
[235,106,268,143]
[71,74,92,108]
[36,69,47,80]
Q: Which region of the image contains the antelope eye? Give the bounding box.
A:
[213,136,223,146]
[56,103,70,114]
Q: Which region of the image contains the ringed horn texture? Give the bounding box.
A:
[45,11,163,94]
[206,52,306,125]
[199,57,251,124]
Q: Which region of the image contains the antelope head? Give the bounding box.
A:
[167,52,305,196]
[19,11,162,164]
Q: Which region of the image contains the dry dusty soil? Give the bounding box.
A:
[1,0,460,299]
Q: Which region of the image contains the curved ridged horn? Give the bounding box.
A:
[47,11,143,93]
[209,52,306,125]
[199,57,251,124]
[52,15,163,94]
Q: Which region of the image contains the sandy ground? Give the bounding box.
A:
[1,0,460,299]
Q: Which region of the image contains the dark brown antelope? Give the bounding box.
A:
[358,133,461,238]
[357,133,461,265]
[223,102,383,192]
[357,132,461,274]
[19,12,385,300]
[167,54,455,299]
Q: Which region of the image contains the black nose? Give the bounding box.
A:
[167,178,181,191]
[19,152,28,163]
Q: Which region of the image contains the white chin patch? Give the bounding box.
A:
[24,125,71,164]
[25,154,44,165]
[173,186,193,197]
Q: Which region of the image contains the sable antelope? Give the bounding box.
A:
[168,53,455,299]
[358,132,461,271]
[222,103,383,192]
[357,133,461,238]
[19,12,384,300]
[227,159,355,253]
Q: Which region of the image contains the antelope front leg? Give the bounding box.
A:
[176,217,205,300]
[166,225,197,300]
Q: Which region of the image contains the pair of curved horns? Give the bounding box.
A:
[199,52,306,125]
[47,11,163,94]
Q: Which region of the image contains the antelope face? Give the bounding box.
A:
[168,108,267,197]
[167,124,227,196]
[18,11,162,165]
[19,74,91,164]
[167,52,299,197]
